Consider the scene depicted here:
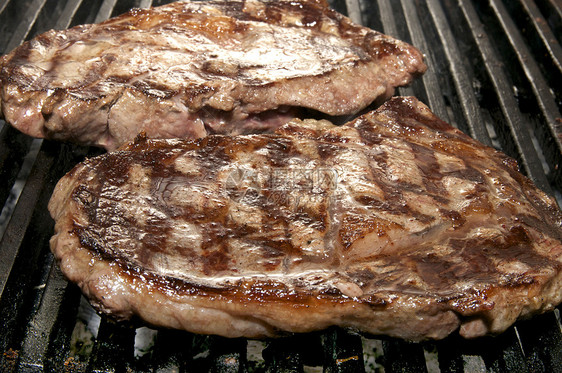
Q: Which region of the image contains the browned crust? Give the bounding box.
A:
[48,97,562,340]
[0,0,426,150]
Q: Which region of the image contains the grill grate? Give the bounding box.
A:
[1,0,562,372]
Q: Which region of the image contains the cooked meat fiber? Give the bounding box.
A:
[49,97,562,341]
[0,0,426,151]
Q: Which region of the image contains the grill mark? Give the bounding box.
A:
[292,209,327,232]
[201,250,231,275]
[346,268,375,288]
[354,118,383,145]
[317,143,340,159]
[339,214,402,250]
[361,149,436,221]
[446,166,486,184]
[403,224,557,294]
[439,209,466,229]
[383,97,451,132]
[264,137,297,167]
[77,131,340,277]
[73,205,172,270]
[410,142,449,200]
[516,214,562,242]
[260,1,327,30]
[228,175,303,261]
[365,33,403,60]
[73,157,173,268]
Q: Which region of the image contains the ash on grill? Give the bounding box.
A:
[0,0,561,372]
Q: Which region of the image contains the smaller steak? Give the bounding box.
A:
[48,97,562,340]
[0,0,426,150]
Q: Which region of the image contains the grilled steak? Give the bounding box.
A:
[0,0,426,151]
[48,97,562,340]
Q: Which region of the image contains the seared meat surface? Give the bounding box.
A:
[48,97,562,340]
[0,0,426,150]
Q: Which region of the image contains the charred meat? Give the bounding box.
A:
[0,0,426,150]
[48,97,562,340]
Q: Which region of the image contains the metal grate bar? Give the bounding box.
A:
[490,0,562,184]
[209,336,247,372]
[344,0,362,24]
[0,141,63,371]
[519,0,562,73]
[479,329,528,372]
[399,0,450,122]
[54,0,85,30]
[541,0,562,38]
[94,0,119,23]
[375,0,400,49]
[16,263,69,372]
[375,0,415,97]
[0,143,57,300]
[381,339,428,373]
[0,0,9,15]
[87,319,136,372]
[3,0,47,53]
[322,328,366,372]
[458,0,551,192]
[43,279,82,373]
[436,338,465,373]
[262,337,304,372]
[134,329,192,372]
[138,0,153,8]
[425,0,493,146]
[0,127,33,217]
[516,311,562,372]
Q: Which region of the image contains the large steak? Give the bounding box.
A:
[0,0,426,150]
[48,97,562,340]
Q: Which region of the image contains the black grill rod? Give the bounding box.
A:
[139,0,153,8]
[381,339,428,373]
[209,336,247,373]
[137,329,194,372]
[480,328,528,373]
[16,264,73,372]
[0,0,50,235]
[375,0,415,98]
[263,337,305,372]
[344,0,362,24]
[54,0,84,30]
[0,141,63,373]
[457,0,552,194]
[0,143,53,300]
[516,311,562,373]
[398,0,450,123]
[520,0,562,74]
[94,0,118,23]
[87,319,136,373]
[322,328,366,373]
[0,0,8,15]
[489,0,562,184]
[2,0,47,54]
[0,126,34,225]
[425,0,493,147]
[544,0,562,36]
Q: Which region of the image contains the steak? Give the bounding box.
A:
[48,97,562,340]
[0,0,426,151]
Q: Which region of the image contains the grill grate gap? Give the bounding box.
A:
[399,0,450,122]
[0,138,40,239]
[425,0,493,146]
